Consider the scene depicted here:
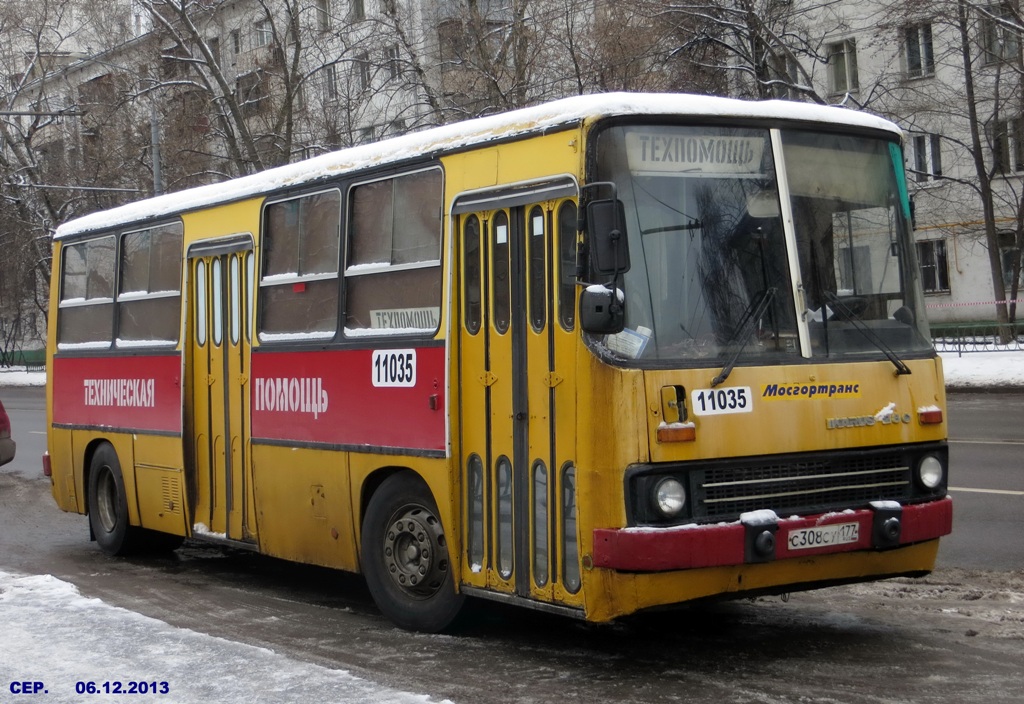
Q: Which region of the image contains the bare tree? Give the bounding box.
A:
[867,0,1024,331]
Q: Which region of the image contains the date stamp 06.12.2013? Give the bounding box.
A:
[8,680,171,697]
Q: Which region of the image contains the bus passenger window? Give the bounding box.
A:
[57,236,116,347]
[561,463,580,593]
[492,210,510,334]
[345,168,442,334]
[528,206,546,332]
[259,190,341,340]
[532,460,549,587]
[196,260,207,346]
[117,222,183,345]
[463,215,482,334]
[230,255,241,345]
[212,257,223,346]
[557,202,577,331]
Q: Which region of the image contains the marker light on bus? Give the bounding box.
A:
[653,477,687,518]
[917,455,945,490]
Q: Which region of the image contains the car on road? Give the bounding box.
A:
[0,397,15,466]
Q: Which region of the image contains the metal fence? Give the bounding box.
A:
[932,323,1024,356]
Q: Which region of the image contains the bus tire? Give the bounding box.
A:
[87,443,142,556]
[361,473,464,632]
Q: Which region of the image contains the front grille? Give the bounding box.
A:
[696,452,911,522]
[626,444,948,526]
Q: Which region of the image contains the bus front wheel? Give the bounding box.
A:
[361,473,464,632]
[87,443,142,556]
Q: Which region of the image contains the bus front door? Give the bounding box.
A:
[459,194,580,607]
[186,237,256,545]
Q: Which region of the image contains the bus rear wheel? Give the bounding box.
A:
[361,473,464,632]
[88,443,142,556]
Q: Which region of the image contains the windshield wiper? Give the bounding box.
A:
[711,287,777,388]
[823,291,911,376]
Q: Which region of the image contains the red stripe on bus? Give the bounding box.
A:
[250,346,446,453]
[52,354,183,434]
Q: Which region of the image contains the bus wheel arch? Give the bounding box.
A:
[359,470,465,632]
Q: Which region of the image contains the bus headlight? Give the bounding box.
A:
[653,477,687,518]
[917,455,945,490]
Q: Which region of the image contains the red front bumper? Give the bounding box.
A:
[592,497,953,572]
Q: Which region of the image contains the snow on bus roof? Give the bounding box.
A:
[53,92,900,240]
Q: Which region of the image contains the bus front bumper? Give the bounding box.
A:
[592,497,953,572]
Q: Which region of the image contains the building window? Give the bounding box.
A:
[230,29,241,56]
[910,133,943,182]
[770,52,802,100]
[999,232,1023,290]
[254,20,272,48]
[351,0,365,22]
[904,23,935,78]
[982,3,1021,65]
[993,117,1024,174]
[207,37,221,67]
[323,63,338,101]
[355,51,370,91]
[316,0,331,31]
[385,44,401,80]
[917,240,950,293]
[236,70,269,114]
[827,39,859,95]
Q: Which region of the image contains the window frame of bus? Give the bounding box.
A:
[116,221,184,347]
[57,234,117,349]
[257,187,343,342]
[343,166,443,336]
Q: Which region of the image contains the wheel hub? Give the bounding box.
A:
[383,506,448,597]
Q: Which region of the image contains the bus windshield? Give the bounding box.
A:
[593,124,933,364]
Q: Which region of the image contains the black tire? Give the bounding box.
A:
[361,473,465,632]
[87,443,143,556]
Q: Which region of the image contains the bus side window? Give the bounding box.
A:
[258,190,341,340]
[557,201,577,331]
[463,214,482,334]
[57,236,116,347]
[345,168,442,334]
[117,222,183,346]
[492,210,510,335]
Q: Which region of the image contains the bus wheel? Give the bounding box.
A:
[87,443,141,556]
[361,473,464,632]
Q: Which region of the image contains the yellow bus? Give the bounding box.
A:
[44,93,952,632]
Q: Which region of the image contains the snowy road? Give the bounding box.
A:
[1,570,446,704]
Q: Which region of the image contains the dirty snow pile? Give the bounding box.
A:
[0,570,448,704]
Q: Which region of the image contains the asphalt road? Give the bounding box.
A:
[0,385,1022,704]
[942,391,1024,570]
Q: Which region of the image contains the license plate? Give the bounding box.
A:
[786,522,860,551]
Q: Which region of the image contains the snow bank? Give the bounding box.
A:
[0,570,449,704]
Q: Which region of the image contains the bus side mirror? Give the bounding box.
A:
[586,199,630,275]
[580,285,625,334]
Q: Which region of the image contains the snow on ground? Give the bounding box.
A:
[0,570,448,704]
[2,350,1021,388]
[939,351,1024,388]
